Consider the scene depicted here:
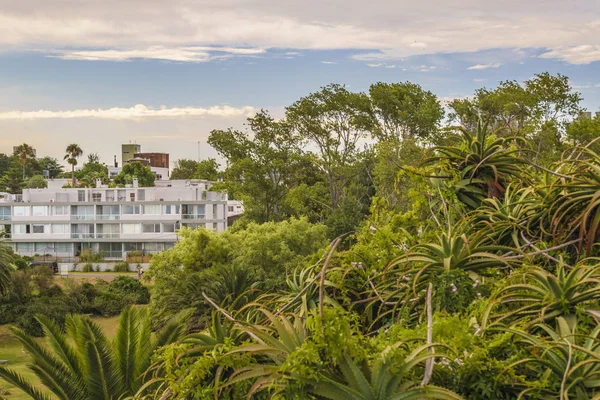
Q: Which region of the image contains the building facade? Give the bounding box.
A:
[133,152,169,169]
[121,144,141,164]
[0,179,227,260]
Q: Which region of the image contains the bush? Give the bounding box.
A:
[16,294,79,336]
[114,261,130,272]
[0,296,27,325]
[80,251,103,262]
[93,291,136,316]
[108,276,150,304]
[95,265,101,272]
[81,262,94,272]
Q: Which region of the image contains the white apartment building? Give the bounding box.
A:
[0,179,227,260]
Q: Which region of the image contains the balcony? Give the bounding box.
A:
[71,233,95,239]
[96,233,120,239]
[96,215,120,220]
[182,214,206,220]
[0,216,10,221]
[71,215,95,221]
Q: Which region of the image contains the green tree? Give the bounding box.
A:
[0,307,187,399]
[209,111,305,222]
[566,113,600,153]
[369,81,444,141]
[114,161,155,187]
[286,84,374,210]
[37,157,64,179]
[13,143,36,179]
[25,175,47,189]
[86,152,101,164]
[0,166,25,194]
[171,159,199,180]
[76,160,109,187]
[64,143,83,186]
[195,158,220,180]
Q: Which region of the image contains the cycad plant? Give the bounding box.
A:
[429,121,526,208]
[0,307,187,400]
[487,261,600,329]
[547,151,600,255]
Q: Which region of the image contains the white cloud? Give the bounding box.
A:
[467,63,502,70]
[384,64,396,68]
[540,45,600,64]
[366,63,382,67]
[0,104,257,120]
[0,1,599,64]
[51,46,265,62]
[321,61,337,64]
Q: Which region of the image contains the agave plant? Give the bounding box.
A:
[487,262,600,329]
[504,317,600,399]
[428,121,527,208]
[0,307,187,400]
[547,151,600,255]
[310,352,463,400]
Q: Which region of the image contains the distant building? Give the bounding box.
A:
[226,200,244,225]
[121,144,141,165]
[133,152,169,169]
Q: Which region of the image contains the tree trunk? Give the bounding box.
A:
[71,165,75,187]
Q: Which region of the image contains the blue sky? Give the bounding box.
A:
[0,0,599,165]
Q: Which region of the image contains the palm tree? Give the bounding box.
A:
[0,242,14,296]
[13,143,36,179]
[0,306,188,399]
[64,143,83,187]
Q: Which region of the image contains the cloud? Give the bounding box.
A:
[540,45,600,64]
[467,62,502,70]
[0,104,257,120]
[51,46,265,62]
[366,63,382,67]
[321,61,337,64]
[384,65,396,68]
[572,83,600,89]
[0,1,599,64]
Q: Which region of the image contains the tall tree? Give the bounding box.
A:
[0,166,24,194]
[195,158,220,180]
[286,84,374,210]
[369,81,444,141]
[171,159,199,180]
[64,143,83,186]
[86,152,101,164]
[209,110,305,222]
[12,143,36,179]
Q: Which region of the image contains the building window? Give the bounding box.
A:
[142,223,161,233]
[0,207,10,220]
[162,205,180,215]
[228,206,234,212]
[137,189,145,201]
[130,192,136,202]
[78,190,86,202]
[13,206,30,216]
[92,192,102,202]
[13,224,27,234]
[124,242,143,252]
[32,224,46,234]
[51,205,69,215]
[144,242,162,252]
[143,205,161,215]
[162,223,176,233]
[16,243,34,252]
[122,224,141,234]
[54,243,71,253]
[51,224,68,234]
[122,205,141,214]
[32,206,48,216]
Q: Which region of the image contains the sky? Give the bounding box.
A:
[0,0,599,167]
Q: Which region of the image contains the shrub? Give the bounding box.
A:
[128,250,143,257]
[93,291,136,316]
[95,265,101,272]
[29,266,55,294]
[16,294,79,336]
[0,296,27,325]
[81,262,94,272]
[79,251,103,262]
[108,276,150,304]
[114,261,130,272]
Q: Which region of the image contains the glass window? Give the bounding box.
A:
[122,205,141,214]
[78,190,86,202]
[92,192,102,202]
[164,242,175,249]
[162,223,176,233]
[142,223,160,233]
[143,205,161,215]
[54,243,71,253]
[35,243,52,252]
[137,190,145,201]
[51,224,68,234]
[13,224,26,234]
[162,205,180,215]
[228,206,234,212]
[124,242,143,252]
[51,205,69,215]
[13,206,30,216]
[122,224,141,234]
[144,242,162,252]
[0,207,11,218]
[16,243,34,252]
[32,206,48,216]
[32,224,47,234]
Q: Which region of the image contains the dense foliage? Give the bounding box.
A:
[4,72,600,399]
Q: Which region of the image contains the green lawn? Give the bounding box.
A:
[0,315,120,399]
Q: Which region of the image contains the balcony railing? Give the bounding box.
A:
[182,214,206,219]
[96,215,120,220]
[96,233,120,239]
[71,233,95,239]
[71,215,95,220]
[0,216,10,220]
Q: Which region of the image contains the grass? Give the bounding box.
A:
[0,315,120,399]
